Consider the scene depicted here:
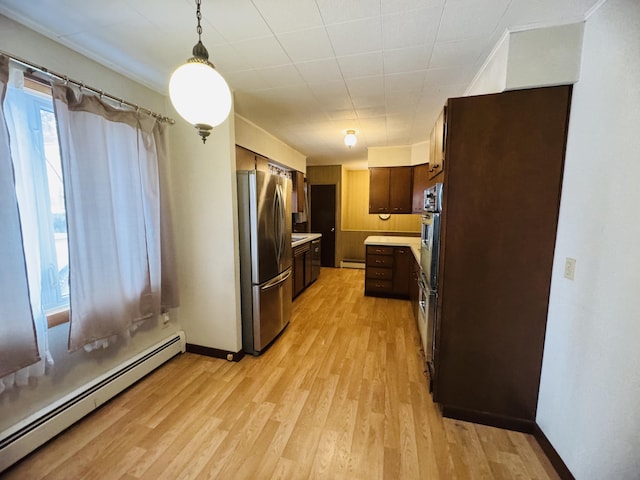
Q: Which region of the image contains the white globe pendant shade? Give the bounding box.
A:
[344,130,357,148]
[169,60,232,142]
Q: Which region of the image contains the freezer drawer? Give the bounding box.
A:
[247,268,292,354]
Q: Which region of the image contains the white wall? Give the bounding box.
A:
[506,23,584,90]
[235,114,306,172]
[537,1,640,479]
[167,108,243,353]
[368,145,412,166]
[466,31,509,96]
[410,141,429,166]
[466,23,584,96]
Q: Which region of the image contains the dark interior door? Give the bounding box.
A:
[310,184,336,267]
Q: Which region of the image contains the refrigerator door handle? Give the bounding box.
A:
[261,269,292,291]
[273,183,286,266]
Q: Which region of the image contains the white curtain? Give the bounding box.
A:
[0,56,51,392]
[52,84,176,352]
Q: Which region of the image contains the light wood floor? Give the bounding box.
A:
[4,267,559,480]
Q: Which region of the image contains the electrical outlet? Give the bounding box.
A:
[564,257,576,280]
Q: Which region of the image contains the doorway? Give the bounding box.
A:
[310,184,336,267]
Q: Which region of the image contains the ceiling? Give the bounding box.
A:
[0,0,600,168]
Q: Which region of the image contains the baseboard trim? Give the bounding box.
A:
[186,344,245,362]
[441,405,535,433]
[533,424,575,480]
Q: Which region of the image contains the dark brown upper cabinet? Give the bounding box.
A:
[411,163,430,213]
[429,107,446,180]
[369,166,413,214]
[235,145,269,171]
[291,170,305,214]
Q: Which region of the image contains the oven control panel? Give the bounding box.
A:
[424,183,443,213]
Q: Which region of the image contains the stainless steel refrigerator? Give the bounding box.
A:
[237,170,292,355]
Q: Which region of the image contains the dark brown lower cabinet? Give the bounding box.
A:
[392,247,411,296]
[433,85,573,432]
[293,242,310,299]
[365,245,412,299]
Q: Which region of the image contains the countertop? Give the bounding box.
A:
[292,232,322,248]
[364,235,421,262]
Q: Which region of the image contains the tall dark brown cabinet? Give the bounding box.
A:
[433,86,572,432]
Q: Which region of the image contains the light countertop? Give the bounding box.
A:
[364,235,421,262]
[292,232,322,248]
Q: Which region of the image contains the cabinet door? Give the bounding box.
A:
[429,107,446,179]
[293,252,305,298]
[411,163,430,213]
[392,247,412,297]
[369,168,390,213]
[389,166,413,213]
[292,171,305,213]
[304,249,312,286]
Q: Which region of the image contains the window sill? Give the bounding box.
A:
[47,308,69,328]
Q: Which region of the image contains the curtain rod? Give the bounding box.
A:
[1,51,175,125]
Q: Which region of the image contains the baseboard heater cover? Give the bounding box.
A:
[340,260,366,269]
[0,331,186,473]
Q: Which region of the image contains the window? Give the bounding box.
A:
[4,80,69,313]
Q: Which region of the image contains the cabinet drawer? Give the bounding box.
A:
[367,245,394,256]
[366,254,393,268]
[365,279,393,294]
[366,267,393,280]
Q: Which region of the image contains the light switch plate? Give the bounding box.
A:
[564,257,576,280]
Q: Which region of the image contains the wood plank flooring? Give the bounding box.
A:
[4,267,560,480]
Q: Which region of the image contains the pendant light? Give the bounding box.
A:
[169,0,232,143]
[344,129,357,148]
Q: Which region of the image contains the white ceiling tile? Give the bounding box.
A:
[223,69,271,92]
[316,0,381,25]
[251,0,324,33]
[381,0,445,15]
[501,0,594,30]
[254,64,306,88]
[385,71,427,95]
[307,80,350,98]
[382,6,442,50]
[231,36,290,68]
[437,0,511,43]
[383,45,432,74]
[355,105,388,118]
[326,17,383,57]
[336,52,384,78]
[346,75,385,97]
[326,109,359,121]
[296,58,344,84]
[205,0,271,42]
[429,39,487,69]
[2,0,137,36]
[206,43,254,74]
[276,27,335,62]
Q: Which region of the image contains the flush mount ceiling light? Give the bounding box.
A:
[344,129,357,148]
[169,0,232,143]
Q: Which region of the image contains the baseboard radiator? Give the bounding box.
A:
[0,331,186,472]
[340,259,366,269]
